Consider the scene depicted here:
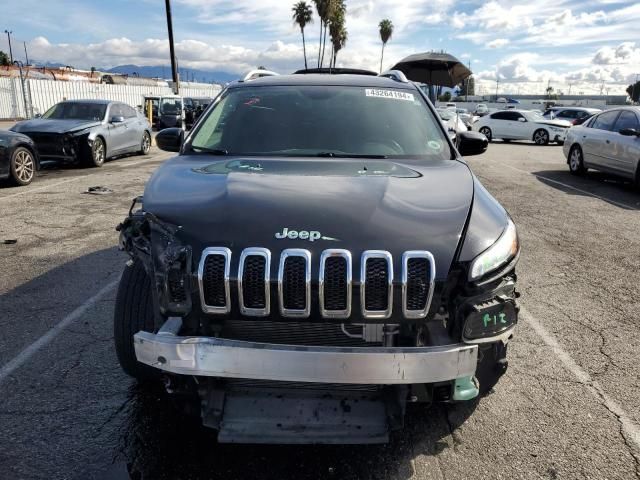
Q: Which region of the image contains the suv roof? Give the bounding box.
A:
[294,67,378,76]
[228,73,417,90]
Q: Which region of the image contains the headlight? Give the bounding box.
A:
[469,219,518,281]
[549,126,564,133]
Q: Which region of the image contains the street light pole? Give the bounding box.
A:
[23,41,29,66]
[4,30,13,63]
[164,0,179,94]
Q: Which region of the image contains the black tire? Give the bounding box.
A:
[10,146,36,186]
[114,260,159,382]
[634,168,640,191]
[476,342,509,395]
[139,131,151,155]
[479,127,492,142]
[533,129,549,146]
[568,145,586,175]
[87,137,106,167]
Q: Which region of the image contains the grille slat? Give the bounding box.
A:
[199,248,435,321]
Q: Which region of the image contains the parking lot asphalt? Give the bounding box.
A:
[0,142,639,480]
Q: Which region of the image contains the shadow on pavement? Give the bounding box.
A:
[97,383,479,480]
[533,169,640,210]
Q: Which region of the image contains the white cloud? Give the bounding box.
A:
[487,39,509,49]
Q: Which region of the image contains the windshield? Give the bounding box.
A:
[160,98,182,115]
[190,85,451,160]
[42,102,106,121]
[438,110,456,121]
[522,111,545,122]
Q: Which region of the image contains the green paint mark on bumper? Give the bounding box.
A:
[453,376,479,401]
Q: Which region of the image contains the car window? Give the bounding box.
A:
[42,102,107,121]
[590,111,620,131]
[558,110,577,119]
[503,112,522,121]
[160,98,182,115]
[110,104,124,119]
[190,85,452,160]
[491,112,510,120]
[122,104,137,119]
[614,111,640,132]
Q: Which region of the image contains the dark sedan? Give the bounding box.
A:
[0,130,39,186]
[11,100,152,167]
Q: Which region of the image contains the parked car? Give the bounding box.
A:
[184,96,213,129]
[473,109,571,145]
[544,107,601,125]
[11,100,152,167]
[563,107,640,187]
[438,108,469,133]
[0,130,39,186]
[158,96,184,129]
[115,70,517,444]
[475,104,489,116]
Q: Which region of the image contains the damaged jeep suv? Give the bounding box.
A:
[115,70,519,444]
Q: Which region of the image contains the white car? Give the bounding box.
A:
[473,109,571,145]
[563,107,640,186]
[438,108,468,133]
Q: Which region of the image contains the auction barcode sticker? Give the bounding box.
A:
[365,89,415,102]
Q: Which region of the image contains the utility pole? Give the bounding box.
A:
[4,30,13,63]
[23,41,29,66]
[164,0,179,94]
[495,76,499,101]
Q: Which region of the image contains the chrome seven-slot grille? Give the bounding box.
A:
[197,248,435,320]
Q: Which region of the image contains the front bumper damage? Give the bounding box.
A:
[134,318,478,385]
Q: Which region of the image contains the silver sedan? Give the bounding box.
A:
[563,107,640,188]
[11,100,152,167]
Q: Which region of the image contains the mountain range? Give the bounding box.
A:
[105,64,237,84]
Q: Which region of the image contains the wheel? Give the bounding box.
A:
[533,129,549,145]
[479,127,492,142]
[10,147,36,186]
[114,260,159,382]
[568,145,585,175]
[139,131,151,155]
[87,137,106,167]
[476,342,509,395]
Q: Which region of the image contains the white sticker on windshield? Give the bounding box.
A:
[365,89,415,102]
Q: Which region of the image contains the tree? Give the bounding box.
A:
[328,0,346,68]
[438,91,452,102]
[0,50,9,66]
[626,81,640,103]
[313,0,336,68]
[292,1,313,69]
[378,19,394,74]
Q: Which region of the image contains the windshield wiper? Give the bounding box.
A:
[316,152,388,159]
[190,146,229,155]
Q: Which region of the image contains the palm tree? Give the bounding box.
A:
[292,1,313,69]
[378,19,394,74]
[328,0,346,68]
[314,0,337,68]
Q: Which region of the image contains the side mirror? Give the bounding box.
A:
[619,128,640,137]
[458,131,489,156]
[518,117,526,122]
[110,115,125,123]
[156,128,184,152]
[34,113,42,118]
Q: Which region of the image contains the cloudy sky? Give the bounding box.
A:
[2,0,639,95]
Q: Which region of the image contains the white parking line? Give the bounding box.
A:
[500,163,638,210]
[521,307,640,454]
[0,280,118,384]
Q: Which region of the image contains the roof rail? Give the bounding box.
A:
[379,70,409,83]
[240,69,279,82]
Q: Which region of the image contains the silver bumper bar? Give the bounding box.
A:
[134,325,478,385]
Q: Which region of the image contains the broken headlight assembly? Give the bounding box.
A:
[468,218,519,282]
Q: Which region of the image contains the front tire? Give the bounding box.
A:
[479,127,492,142]
[533,129,549,145]
[114,260,159,382]
[139,131,151,155]
[476,342,509,395]
[10,147,36,186]
[87,137,106,167]
[568,145,585,175]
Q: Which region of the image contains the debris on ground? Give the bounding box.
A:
[84,186,114,195]
[2,239,17,245]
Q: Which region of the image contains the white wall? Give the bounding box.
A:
[0,77,222,119]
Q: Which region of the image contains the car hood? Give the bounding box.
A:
[11,119,102,134]
[142,156,475,279]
